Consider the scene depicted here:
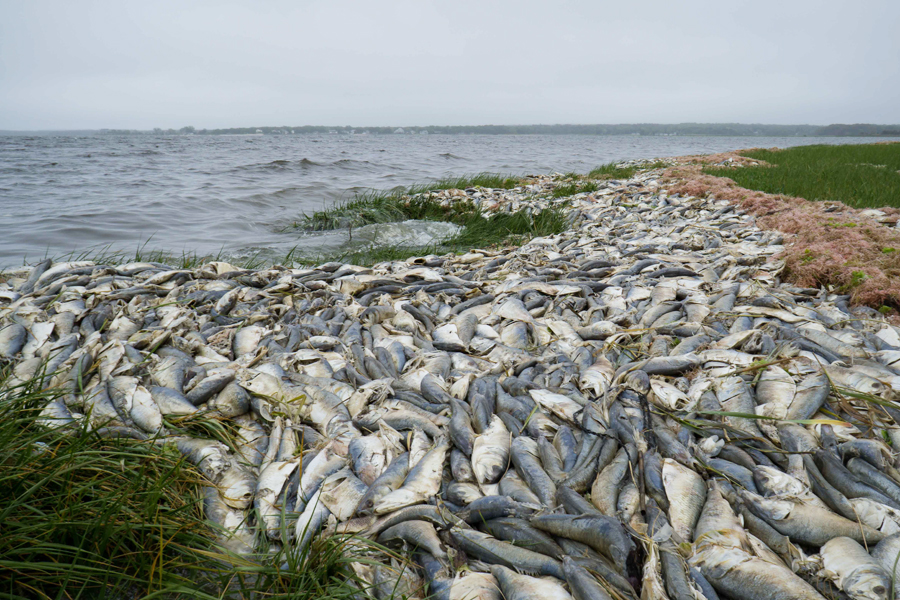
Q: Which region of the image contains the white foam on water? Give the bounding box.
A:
[346,220,462,249]
[231,219,462,262]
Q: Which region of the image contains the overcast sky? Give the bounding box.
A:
[1,0,898,130]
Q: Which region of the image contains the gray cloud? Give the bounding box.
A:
[1,0,898,129]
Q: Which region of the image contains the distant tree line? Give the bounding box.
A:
[96,123,900,137]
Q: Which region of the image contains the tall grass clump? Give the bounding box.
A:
[414,172,521,191]
[449,204,569,248]
[298,172,522,231]
[704,143,900,209]
[300,192,411,231]
[0,371,372,600]
[0,376,211,598]
[551,181,598,198]
[587,162,637,180]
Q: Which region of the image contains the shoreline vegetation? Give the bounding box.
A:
[702,144,900,209]
[4,122,900,137]
[665,142,900,310]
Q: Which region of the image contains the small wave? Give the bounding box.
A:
[236,158,325,172]
[235,157,388,174]
[439,153,465,160]
[238,187,306,205]
[267,187,307,199]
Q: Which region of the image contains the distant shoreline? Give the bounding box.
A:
[3,122,900,137]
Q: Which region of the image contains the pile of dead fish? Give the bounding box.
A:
[4,169,900,600]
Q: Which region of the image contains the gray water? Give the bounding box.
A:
[2,133,897,268]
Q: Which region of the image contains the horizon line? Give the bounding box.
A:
[3,121,900,133]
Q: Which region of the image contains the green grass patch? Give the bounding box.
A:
[551,181,598,198]
[297,193,409,231]
[450,205,569,247]
[422,172,522,191]
[0,371,373,599]
[845,270,869,291]
[800,249,817,264]
[298,172,522,231]
[703,143,900,208]
[588,162,637,180]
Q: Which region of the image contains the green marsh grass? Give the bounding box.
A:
[551,181,598,198]
[704,143,900,209]
[0,370,375,600]
[588,162,638,180]
[298,172,522,231]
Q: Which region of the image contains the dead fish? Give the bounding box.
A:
[374,437,449,514]
[741,491,886,546]
[450,528,563,579]
[472,415,510,485]
[510,436,557,507]
[820,536,891,600]
[691,539,824,600]
[349,434,387,486]
[529,513,635,574]
[490,565,573,600]
[377,519,446,560]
